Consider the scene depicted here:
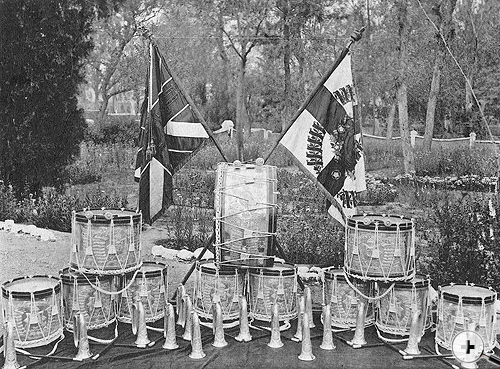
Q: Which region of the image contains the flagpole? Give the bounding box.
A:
[140,27,229,163]
[263,27,365,164]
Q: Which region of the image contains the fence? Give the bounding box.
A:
[363,131,500,152]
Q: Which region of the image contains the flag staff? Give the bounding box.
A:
[140,27,229,163]
[263,26,365,164]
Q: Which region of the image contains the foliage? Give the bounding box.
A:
[277,214,344,267]
[84,116,139,145]
[425,193,500,289]
[0,183,127,232]
[0,0,129,198]
[84,0,157,124]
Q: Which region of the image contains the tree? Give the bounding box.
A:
[221,0,275,160]
[85,0,159,127]
[0,0,123,197]
[395,0,415,174]
[422,0,457,152]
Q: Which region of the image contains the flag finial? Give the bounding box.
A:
[350,27,365,43]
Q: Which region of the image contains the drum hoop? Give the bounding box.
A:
[2,275,61,299]
[69,262,142,276]
[440,287,496,304]
[248,264,296,276]
[74,208,141,224]
[60,268,114,284]
[344,268,415,282]
[382,276,430,290]
[347,214,413,231]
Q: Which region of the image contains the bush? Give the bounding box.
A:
[84,116,139,145]
[277,214,344,267]
[425,192,500,289]
[0,186,128,232]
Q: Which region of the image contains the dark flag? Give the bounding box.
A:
[276,51,366,226]
[135,44,211,224]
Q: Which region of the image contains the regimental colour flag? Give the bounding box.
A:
[135,44,211,224]
[277,50,366,226]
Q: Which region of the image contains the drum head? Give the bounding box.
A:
[441,285,496,305]
[2,276,60,299]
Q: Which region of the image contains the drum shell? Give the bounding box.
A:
[118,261,168,323]
[324,269,375,328]
[215,162,277,268]
[248,264,297,322]
[193,261,244,322]
[345,214,415,280]
[70,209,142,274]
[60,268,117,330]
[2,276,63,348]
[436,285,497,351]
[376,276,430,336]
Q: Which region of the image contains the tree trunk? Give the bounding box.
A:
[423,0,457,152]
[282,0,291,133]
[236,57,246,161]
[396,0,415,174]
[97,93,109,129]
[386,102,396,141]
[423,54,442,151]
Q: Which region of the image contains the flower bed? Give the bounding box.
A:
[379,173,498,193]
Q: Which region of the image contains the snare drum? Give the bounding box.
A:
[248,264,297,322]
[436,284,497,351]
[324,268,375,328]
[214,160,278,267]
[118,261,168,323]
[70,209,142,274]
[1,276,63,348]
[344,214,415,280]
[60,268,117,330]
[376,276,430,336]
[193,261,244,322]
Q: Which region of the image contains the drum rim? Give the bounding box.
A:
[59,267,115,283]
[74,208,141,224]
[346,213,414,230]
[2,275,61,299]
[440,284,496,304]
[197,259,241,275]
[248,263,296,276]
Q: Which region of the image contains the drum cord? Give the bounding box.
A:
[80,270,140,296]
[319,313,373,332]
[248,317,291,332]
[375,325,409,344]
[343,272,395,302]
[15,331,65,359]
[199,319,240,330]
[65,318,119,345]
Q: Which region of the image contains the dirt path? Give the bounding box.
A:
[0,224,195,337]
